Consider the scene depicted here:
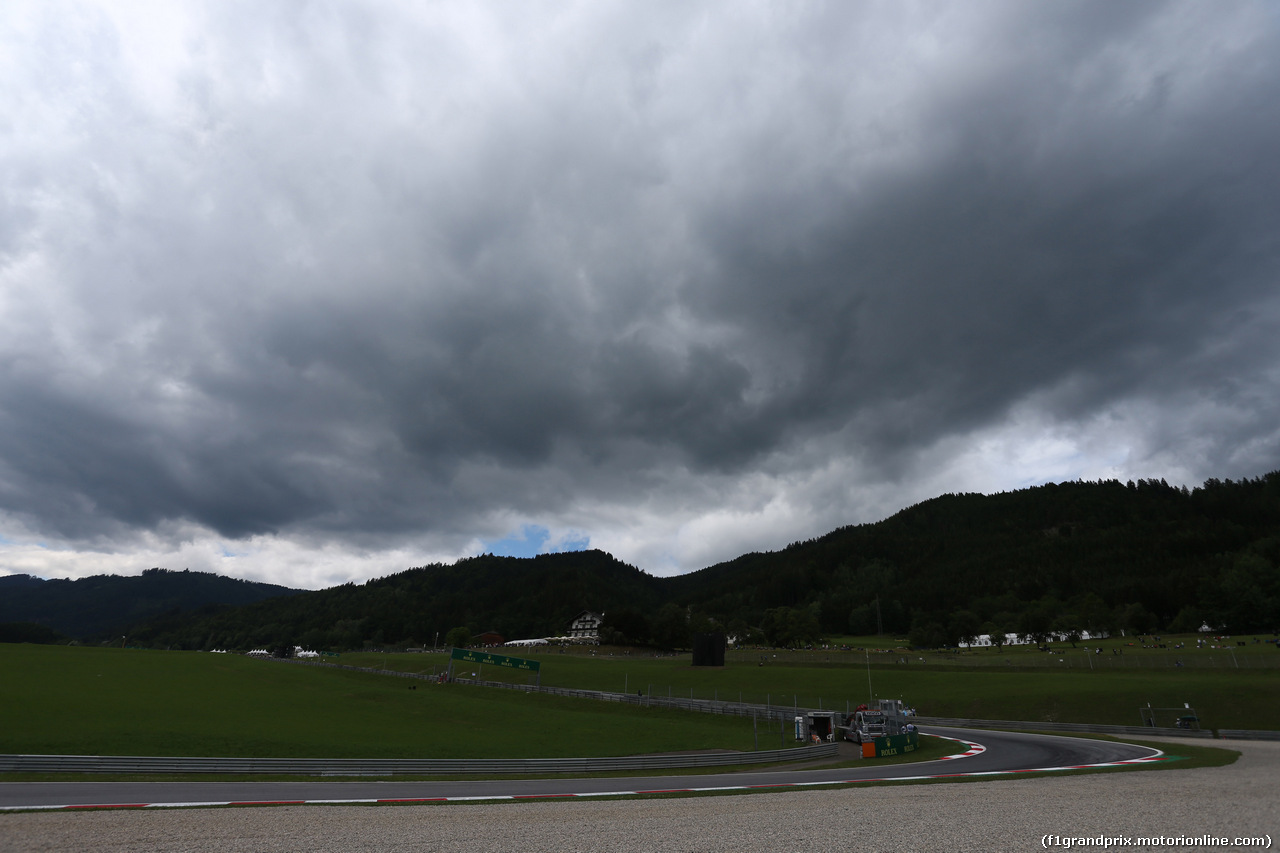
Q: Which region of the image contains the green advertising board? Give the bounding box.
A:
[449,647,541,673]
[871,731,919,758]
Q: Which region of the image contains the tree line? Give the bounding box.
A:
[13,472,1279,651]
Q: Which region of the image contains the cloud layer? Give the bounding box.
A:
[2,1,1278,586]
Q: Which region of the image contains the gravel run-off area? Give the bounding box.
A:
[2,738,1276,853]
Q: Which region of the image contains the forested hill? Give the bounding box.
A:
[16,472,1280,650]
[665,473,1280,645]
[0,568,301,640]
[124,550,664,651]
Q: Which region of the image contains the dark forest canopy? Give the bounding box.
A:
[666,473,1280,647]
[8,472,1280,650]
[0,568,300,641]
[122,550,666,653]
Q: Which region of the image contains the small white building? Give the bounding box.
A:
[568,610,604,642]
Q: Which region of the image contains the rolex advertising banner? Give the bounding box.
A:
[448,647,541,684]
[861,731,919,758]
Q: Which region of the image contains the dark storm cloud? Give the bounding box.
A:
[1,0,1278,583]
[678,3,1280,471]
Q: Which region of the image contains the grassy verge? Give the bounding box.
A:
[0,645,771,759]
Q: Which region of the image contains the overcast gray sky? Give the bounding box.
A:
[2,1,1278,589]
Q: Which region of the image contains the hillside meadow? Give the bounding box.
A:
[344,632,1280,732]
[0,644,763,759]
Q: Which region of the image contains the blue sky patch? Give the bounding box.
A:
[482,525,589,559]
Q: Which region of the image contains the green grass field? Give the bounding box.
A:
[0,645,768,759]
[339,633,1280,732]
[3,635,1273,767]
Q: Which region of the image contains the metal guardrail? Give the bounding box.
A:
[1217,729,1280,741]
[0,742,836,776]
[289,659,825,724]
[463,677,813,724]
[912,716,1216,738]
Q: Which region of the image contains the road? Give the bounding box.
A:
[0,727,1163,810]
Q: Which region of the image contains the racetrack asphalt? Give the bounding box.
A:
[2,732,1273,852]
[0,728,1157,810]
